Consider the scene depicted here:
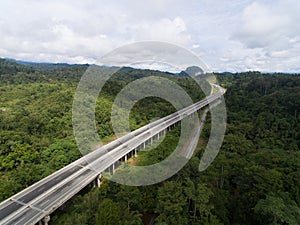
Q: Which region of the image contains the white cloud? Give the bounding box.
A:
[235,1,295,49]
[128,17,190,45]
[0,0,299,72]
[0,0,191,64]
[229,0,300,72]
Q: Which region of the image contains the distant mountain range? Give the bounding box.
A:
[1,57,238,76]
[4,58,89,71]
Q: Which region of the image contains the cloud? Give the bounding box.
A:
[234,1,299,49]
[0,0,299,72]
[0,0,191,64]
[228,0,300,72]
[128,17,190,45]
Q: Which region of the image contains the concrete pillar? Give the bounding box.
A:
[134,148,137,157]
[43,215,50,225]
[96,174,102,187]
[112,163,115,174]
[39,221,42,225]
[125,154,127,162]
[143,142,146,149]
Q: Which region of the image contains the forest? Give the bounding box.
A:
[0,58,299,224]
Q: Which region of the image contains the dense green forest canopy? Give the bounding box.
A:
[0,58,299,225]
[0,58,205,199]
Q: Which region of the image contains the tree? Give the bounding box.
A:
[155,181,188,224]
[254,192,300,225]
[116,185,141,212]
[96,198,122,225]
[194,183,214,222]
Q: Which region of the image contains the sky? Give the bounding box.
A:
[0,0,299,72]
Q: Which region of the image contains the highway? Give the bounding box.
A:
[0,84,225,225]
[185,109,208,159]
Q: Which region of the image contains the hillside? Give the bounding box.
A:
[0,59,205,200]
[50,72,300,225]
[0,60,299,225]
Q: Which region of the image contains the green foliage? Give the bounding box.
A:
[1,59,299,225]
[57,72,299,225]
[155,181,188,224]
[51,72,300,225]
[254,192,300,225]
[96,198,122,225]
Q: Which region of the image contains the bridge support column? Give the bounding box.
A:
[112,163,115,174]
[42,215,50,225]
[134,148,137,157]
[125,154,127,162]
[160,130,164,137]
[96,174,102,187]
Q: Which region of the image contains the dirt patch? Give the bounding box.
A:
[127,155,140,166]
